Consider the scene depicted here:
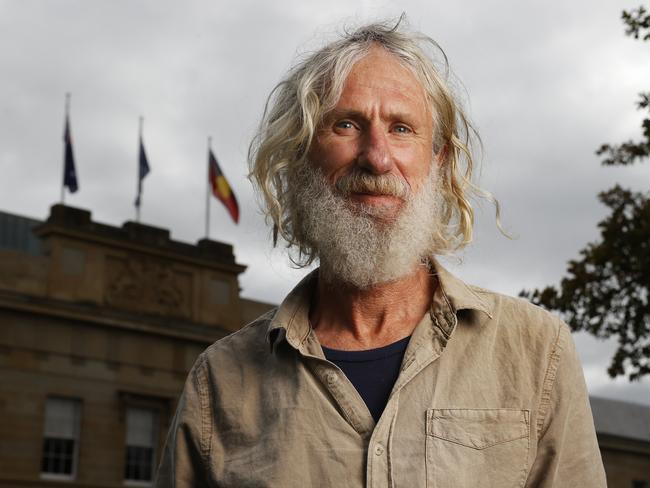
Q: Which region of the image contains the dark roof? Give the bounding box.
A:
[590,396,650,442]
[0,210,43,255]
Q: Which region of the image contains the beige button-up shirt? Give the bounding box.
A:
[156,265,606,487]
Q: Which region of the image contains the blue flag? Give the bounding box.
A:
[135,137,150,208]
[63,115,78,193]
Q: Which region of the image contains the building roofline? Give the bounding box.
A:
[590,395,650,443]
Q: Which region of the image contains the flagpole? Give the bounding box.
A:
[61,93,71,204]
[136,116,143,223]
[206,137,212,239]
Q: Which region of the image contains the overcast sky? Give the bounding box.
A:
[1,0,648,404]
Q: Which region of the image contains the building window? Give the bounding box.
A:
[124,407,157,483]
[41,397,81,478]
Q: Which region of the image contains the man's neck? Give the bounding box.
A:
[309,263,436,351]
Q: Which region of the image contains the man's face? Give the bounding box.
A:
[308,46,436,220]
[291,47,444,288]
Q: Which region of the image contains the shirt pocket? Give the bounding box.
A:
[425,408,530,488]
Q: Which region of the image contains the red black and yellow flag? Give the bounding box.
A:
[208,149,239,224]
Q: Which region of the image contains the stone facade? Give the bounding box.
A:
[0,205,273,487]
[599,434,650,488]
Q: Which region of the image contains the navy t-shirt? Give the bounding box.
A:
[322,336,411,423]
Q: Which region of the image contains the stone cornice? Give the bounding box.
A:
[0,289,225,345]
[34,205,247,275]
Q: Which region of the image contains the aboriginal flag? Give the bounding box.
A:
[63,115,78,193]
[208,149,239,223]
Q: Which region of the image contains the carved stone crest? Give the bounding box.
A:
[105,255,191,318]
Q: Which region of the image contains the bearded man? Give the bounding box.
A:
[156,21,606,487]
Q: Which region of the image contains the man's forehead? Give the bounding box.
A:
[326,54,430,125]
[334,47,429,110]
[345,48,423,89]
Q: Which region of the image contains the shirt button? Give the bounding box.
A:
[374,444,384,456]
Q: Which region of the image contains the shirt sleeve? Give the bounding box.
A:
[155,354,213,488]
[525,321,607,487]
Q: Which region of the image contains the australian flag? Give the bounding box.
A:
[63,115,78,193]
[134,137,150,208]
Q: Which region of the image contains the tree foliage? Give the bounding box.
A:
[622,5,650,40]
[596,92,650,166]
[522,6,650,380]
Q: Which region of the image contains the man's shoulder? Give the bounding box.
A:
[199,307,278,365]
[466,283,566,339]
[457,284,573,384]
[217,306,278,347]
[435,263,565,339]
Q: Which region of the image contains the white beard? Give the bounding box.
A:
[289,164,443,289]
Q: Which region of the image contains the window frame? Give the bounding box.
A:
[123,406,158,485]
[119,391,173,486]
[40,396,82,481]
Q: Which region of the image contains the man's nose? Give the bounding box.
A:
[357,126,393,174]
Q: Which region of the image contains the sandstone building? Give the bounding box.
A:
[0,205,272,486]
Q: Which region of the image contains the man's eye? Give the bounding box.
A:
[393,125,411,134]
[335,121,355,130]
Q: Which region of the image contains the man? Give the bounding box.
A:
[156,20,606,487]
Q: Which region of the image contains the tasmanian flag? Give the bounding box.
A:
[208,149,239,223]
[63,115,78,193]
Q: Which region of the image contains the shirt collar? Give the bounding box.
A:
[266,270,317,353]
[266,260,493,352]
[430,261,493,320]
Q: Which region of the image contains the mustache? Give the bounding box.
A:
[334,170,410,198]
